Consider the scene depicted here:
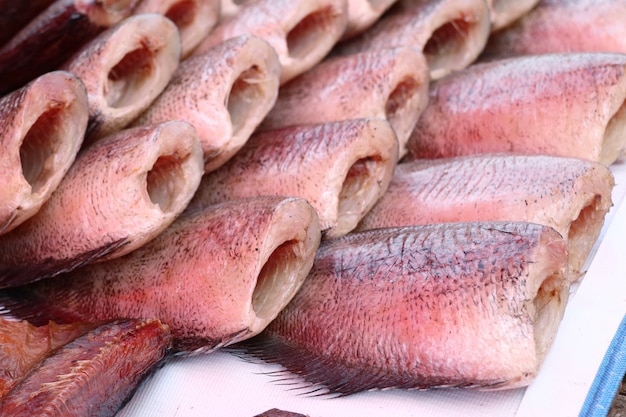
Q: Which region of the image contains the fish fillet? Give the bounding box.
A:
[135,35,281,173]
[0,196,321,353]
[261,47,429,157]
[0,71,89,236]
[235,222,569,395]
[193,0,349,84]
[189,118,399,238]
[358,154,614,279]
[0,120,204,289]
[61,13,182,143]
[342,0,398,39]
[404,53,626,165]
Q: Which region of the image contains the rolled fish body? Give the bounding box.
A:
[237,222,570,394]
[0,71,89,236]
[334,0,491,80]
[189,118,399,238]
[135,35,281,173]
[193,0,349,84]
[0,196,322,353]
[261,47,429,157]
[486,0,539,32]
[0,120,204,289]
[404,53,626,165]
[133,0,220,58]
[219,0,247,20]
[0,0,142,95]
[359,154,614,279]
[482,0,626,60]
[62,13,182,143]
[0,0,55,46]
[342,0,398,39]
[0,319,172,417]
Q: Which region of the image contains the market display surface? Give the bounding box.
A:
[0,0,625,416]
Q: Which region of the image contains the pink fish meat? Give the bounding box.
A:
[486,0,540,31]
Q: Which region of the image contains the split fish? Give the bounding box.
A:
[0,318,172,417]
[133,0,220,58]
[260,47,429,158]
[404,53,626,165]
[235,222,570,395]
[358,154,614,279]
[0,0,141,95]
[333,0,491,80]
[0,196,321,353]
[135,35,281,173]
[482,0,626,60]
[193,0,349,84]
[486,0,539,32]
[0,120,204,289]
[341,0,398,39]
[0,71,89,236]
[189,118,399,238]
[61,13,182,143]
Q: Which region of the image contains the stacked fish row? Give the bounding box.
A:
[0,0,624,415]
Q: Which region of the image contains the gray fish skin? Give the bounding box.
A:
[237,222,569,395]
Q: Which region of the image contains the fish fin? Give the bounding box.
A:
[230,332,426,397]
[0,237,129,289]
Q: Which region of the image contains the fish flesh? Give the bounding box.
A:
[135,35,281,173]
[261,47,429,157]
[482,0,626,60]
[62,13,182,143]
[0,71,89,236]
[358,154,614,279]
[0,318,172,417]
[0,196,321,353]
[133,0,220,58]
[0,0,55,46]
[193,0,349,84]
[485,0,539,32]
[219,0,247,20]
[0,120,204,289]
[235,222,569,395]
[189,118,399,238]
[341,0,398,39]
[404,53,626,165]
[333,0,491,80]
[0,0,141,95]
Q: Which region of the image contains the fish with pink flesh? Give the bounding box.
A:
[333,0,491,80]
[358,154,614,279]
[485,0,539,32]
[341,0,398,39]
[0,120,204,289]
[61,13,182,143]
[0,0,142,95]
[0,71,89,236]
[133,0,220,58]
[482,0,626,60]
[235,221,569,395]
[404,53,626,165]
[189,118,399,239]
[261,47,429,158]
[0,196,321,353]
[0,318,172,417]
[193,0,349,84]
[135,35,281,173]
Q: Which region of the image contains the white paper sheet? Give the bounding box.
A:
[118,161,626,417]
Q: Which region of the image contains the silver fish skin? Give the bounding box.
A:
[189,118,399,238]
[0,71,89,236]
[236,222,569,395]
[0,120,204,289]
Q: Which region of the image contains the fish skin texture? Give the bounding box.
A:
[135,34,281,173]
[0,120,204,289]
[194,0,349,84]
[0,318,172,417]
[341,0,398,40]
[359,154,614,279]
[0,196,321,353]
[235,222,569,395]
[189,118,399,238]
[0,71,89,236]
[261,47,429,157]
[404,52,626,165]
